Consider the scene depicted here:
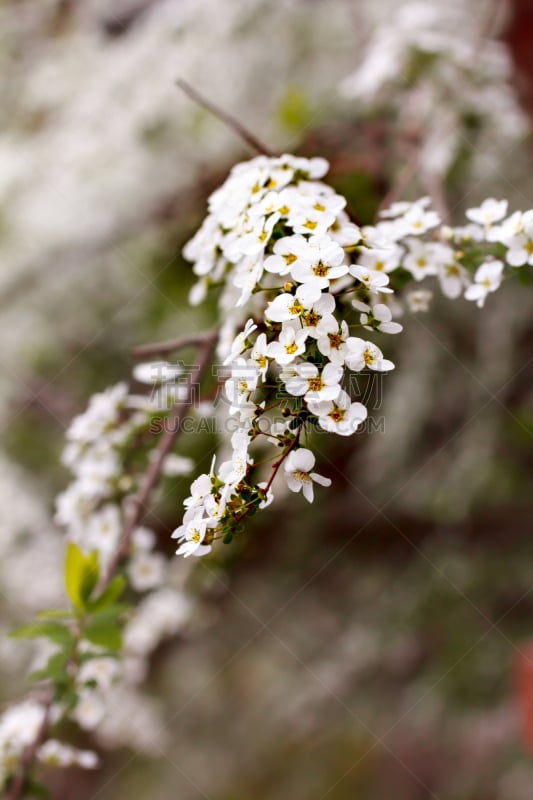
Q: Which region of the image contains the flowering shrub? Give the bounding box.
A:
[2,143,532,796]
[1,0,532,790]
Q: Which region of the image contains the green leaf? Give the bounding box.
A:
[24,778,52,799]
[83,608,124,651]
[28,651,69,685]
[11,621,73,649]
[87,575,126,613]
[65,543,100,610]
[36,609,72,620]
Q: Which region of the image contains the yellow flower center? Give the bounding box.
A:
[363,349,375,366]
[304,311,321,327]
[279,205,290,215]
[294,469,311,483]
[308,377,324,392]
[314,202,326,212]
[289,300,304,315]
[285,343,298,354]
[303,219,318,230]
[329,408,345,422]
[285,252,297,265]
[313,263,329,277]
[328,333,342,349]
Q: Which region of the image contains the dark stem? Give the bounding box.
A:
[101,332,217,588]
[176,78,275,157]
[132,330,218,360]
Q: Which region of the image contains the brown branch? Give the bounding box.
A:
[6,333,217,795]
[101,332,217,588]
[132,329,218,360]
[176,78,275,157]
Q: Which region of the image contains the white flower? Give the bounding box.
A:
[265,288,309,323]
[308,389,367,436]
[218,429,252,487]
[360,303,403,334]
[128,551,166,592]
[290,235,348,290]
[233,256,265,306]
[284,448,331,503]
[466,199,508,226]
[464,260,504,307]
[37,740,98,769]
[356,246,402,273]
[172,518,212,558]
[249,332,270,379]
[437,259,470,299]
[290,206,337,237]
[406,289,433,312]
[161,454,194,477]
[316,320,351,365]
[132,361,183,385]
[328,211,362,246]
[284,361,343,403]
[85,504,122,562]
[264,234,313,276]
[225,359,260,412]
[380,197,432,219]
[66,384,127,444]
[402,239,439,281]
[501,210,533,266]
[183,471,213,511]
[349,264,393,294]
[73,691,106,730]
[223,319,257,365]
[301,292,338,339]
[0,701,46,755]
[78,657,120,690]
[267,324,307,365]
[401,203,441,236]
[345,339,395,372]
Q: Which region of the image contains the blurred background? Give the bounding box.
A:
[1,0,533,798]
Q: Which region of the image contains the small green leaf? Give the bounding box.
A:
[29,651,69,685]
[87,575,126,613]
[11,621,73,649]
[36,609,72,620]
[65,543,100,610]
[83,608,124,651]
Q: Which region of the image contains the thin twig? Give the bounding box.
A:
[132,330,218,360]
[6,334,217,795]
[176,78,275,157]
[101,332,217,588]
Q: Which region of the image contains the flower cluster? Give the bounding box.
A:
[177,156,533,560]
[177,154,403,557]
[0,700,97,786]
[366,197,533,311]
[340,0,528,178]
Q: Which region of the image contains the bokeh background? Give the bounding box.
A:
[1,0,533,798]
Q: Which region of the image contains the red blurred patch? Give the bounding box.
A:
[514,645,533,750]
